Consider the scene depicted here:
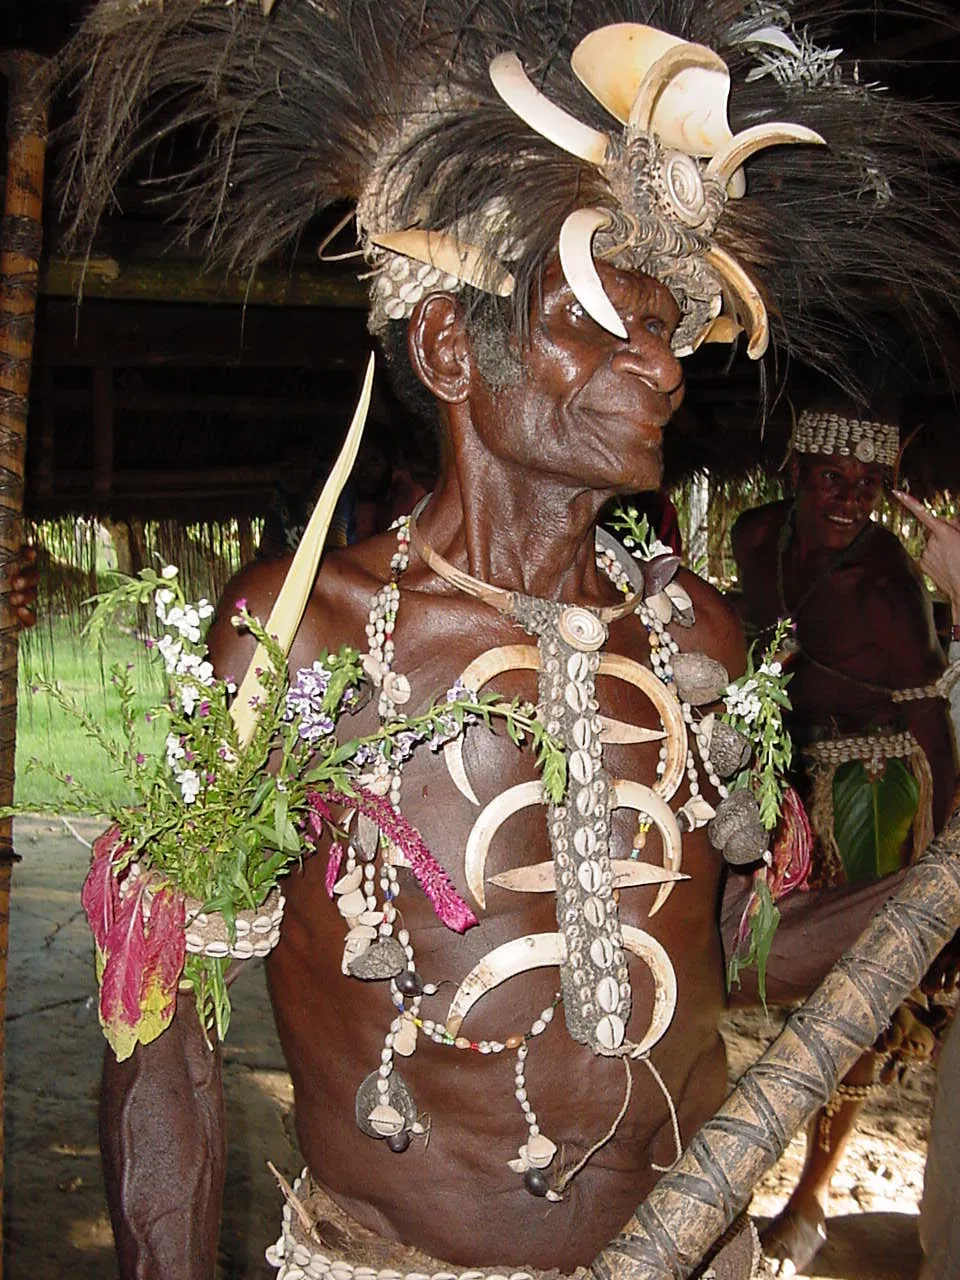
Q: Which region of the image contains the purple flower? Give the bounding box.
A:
[144,638,155,650]
[135,753,146,765]
[198,700,211,718]
[205,771,216,784]
[445,679,472,704]
[285,661,336,743]
[64,774,73,784]
[392,729,422,761]
[217,747,229,759]
[235,597,247,611]
[184,750,195,764]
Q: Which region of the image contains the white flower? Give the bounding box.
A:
[225,678,237,694]
[634,537,672,561]
[161,565,178,579]
[180,685,199,716]
[165,734,185,767]
[196,661,214,686]
[197,599,214,620]
[759,661,782,677]
[156,588,175,607]
[178,769,201,804]
[157,635,183,674]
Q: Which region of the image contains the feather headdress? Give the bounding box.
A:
[57,0,960,389]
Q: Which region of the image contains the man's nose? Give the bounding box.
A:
[610,332,684,399]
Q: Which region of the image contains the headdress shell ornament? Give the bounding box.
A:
[57,1,960,396]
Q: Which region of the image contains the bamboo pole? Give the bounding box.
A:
[0,50,48,1275]
[590,816,960,1280]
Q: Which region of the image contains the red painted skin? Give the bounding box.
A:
[98,266,909,1279]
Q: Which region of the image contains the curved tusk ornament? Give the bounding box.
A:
[443,645,539,805]
[446,646,687,805]
[464,780,544,909]
[367,229,515,297]
[627,44,730,137]
[703,246,770,359]
[558,209,629,339]
[705,122,826,189]
[445,933,566,1036]
[489,52,610,166]
[443,927,677,1055]
[597,653,687,798]
[488,860,687,895]
[612,779,683,915]
[622,925,678,1055]
[572,25,733,157]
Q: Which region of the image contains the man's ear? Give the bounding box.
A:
[407,293,471,404]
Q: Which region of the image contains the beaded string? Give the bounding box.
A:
[344,525,723,1185]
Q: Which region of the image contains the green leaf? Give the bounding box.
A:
[726,876,780,1008]
[832,758,919,882]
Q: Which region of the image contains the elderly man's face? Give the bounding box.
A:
[467,259,685,494]
[792,454,886,552]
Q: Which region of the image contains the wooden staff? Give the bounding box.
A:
[0,50,48,1274]
[590,816,960,1280]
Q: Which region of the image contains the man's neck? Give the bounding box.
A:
[411,469,621,608]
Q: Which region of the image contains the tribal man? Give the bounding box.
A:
[58,2,960,1278]
[733,401,958,1276]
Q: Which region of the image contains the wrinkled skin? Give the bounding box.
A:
[99,266,907,1278]
[732,452,957,1277]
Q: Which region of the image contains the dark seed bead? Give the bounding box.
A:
[386,1129,411,1153]
[396,970,424,997]
[523,1168,549,1197]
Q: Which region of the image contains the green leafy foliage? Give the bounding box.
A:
[833,757,918,882]
[726,875,780,1005]
[7,565,568,1049]
[722,617,794,831]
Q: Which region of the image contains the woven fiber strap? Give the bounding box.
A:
[803,729,920,769]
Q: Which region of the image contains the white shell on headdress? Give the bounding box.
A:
[489,52,610,165]
[368,229,515,298]
[571,25,734,158]
[558,209,628,339]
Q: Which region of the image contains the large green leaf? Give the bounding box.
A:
[832,758,919,883]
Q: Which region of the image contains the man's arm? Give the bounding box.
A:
[101,1008,226,1279]
[867,551,957,832]
[98,559,291,1279]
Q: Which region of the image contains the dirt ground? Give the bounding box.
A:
[4,817,937,1278]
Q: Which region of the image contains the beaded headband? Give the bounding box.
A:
[791,410,899,468]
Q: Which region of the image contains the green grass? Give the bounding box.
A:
[15,619,167,813]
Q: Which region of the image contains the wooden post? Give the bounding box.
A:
[0,50,48,1276]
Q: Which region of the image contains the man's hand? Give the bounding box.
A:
[895,490,960,623]
[5,544,37,630]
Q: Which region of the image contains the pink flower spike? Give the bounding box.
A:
[314,789,478,933]
[325,843,345,897]
[235,597,247,611]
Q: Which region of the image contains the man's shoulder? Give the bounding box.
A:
[730,499,789,561]
[673,567,747,679]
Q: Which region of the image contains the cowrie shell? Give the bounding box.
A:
[596,1013,626,1051]
[596,976,621,1013]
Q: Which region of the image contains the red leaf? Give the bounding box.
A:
[98,874,186,1062]
[81,825,129,954]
